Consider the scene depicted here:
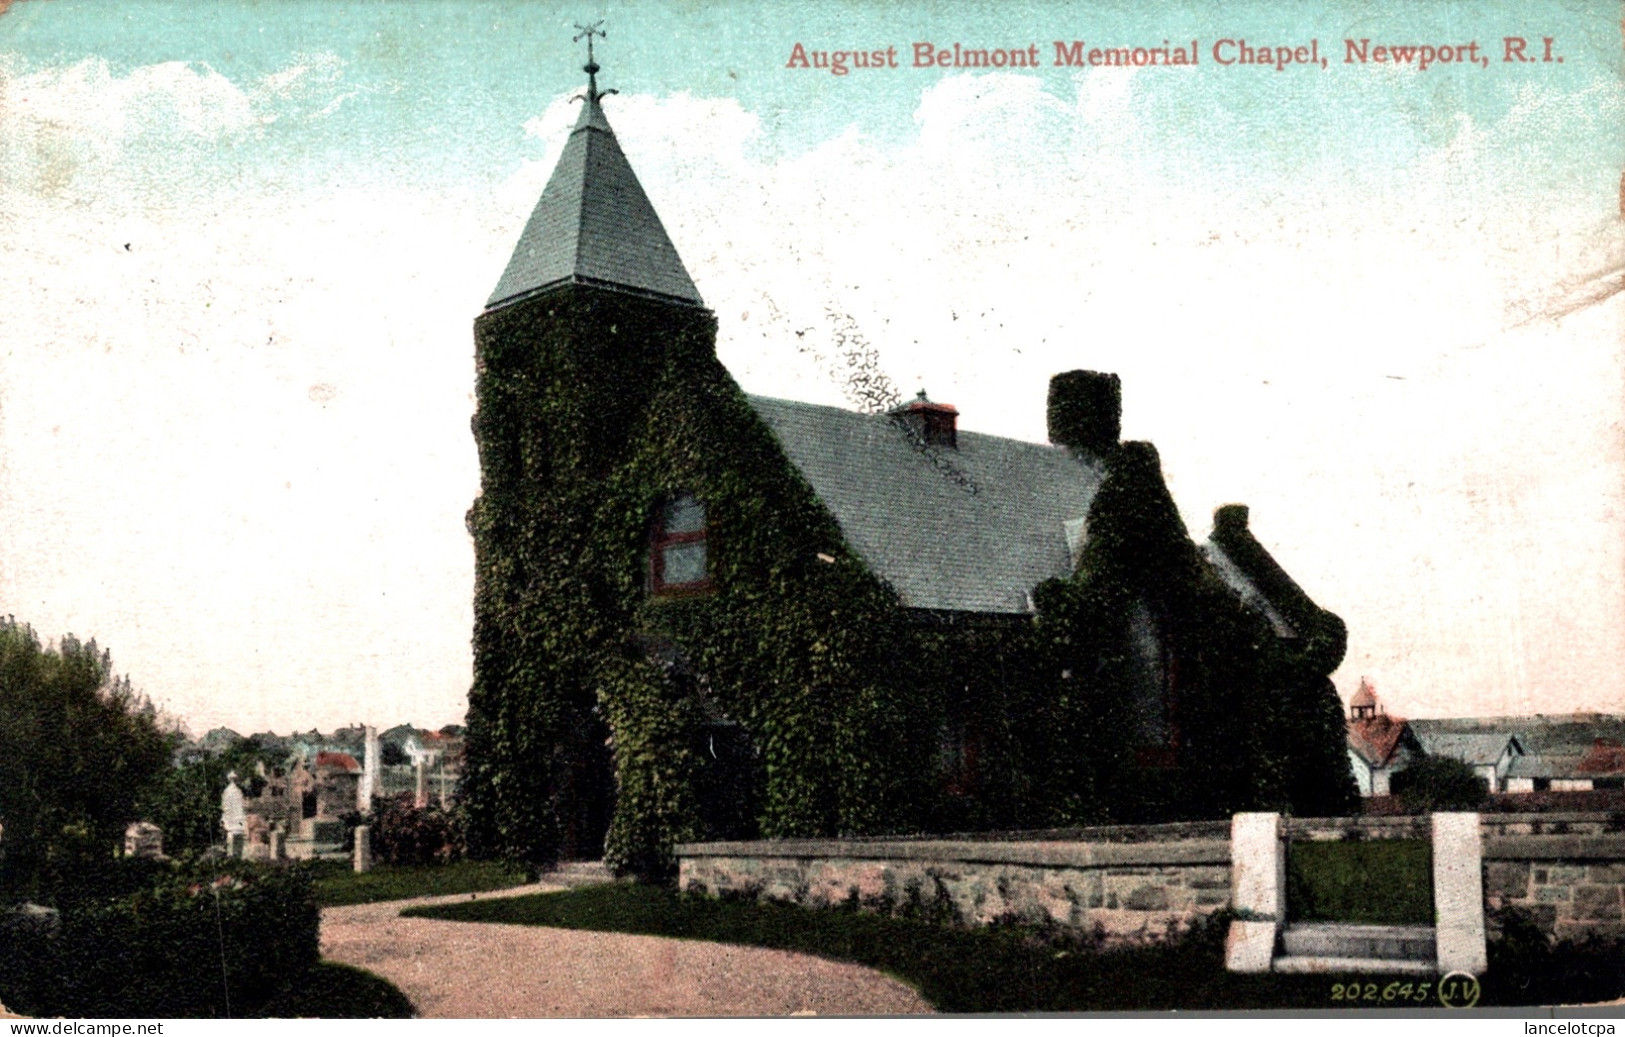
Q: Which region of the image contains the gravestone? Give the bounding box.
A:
[360,725,380,810]
[221,772,247,857]
[124,821,164,859]
[354,824,372,874]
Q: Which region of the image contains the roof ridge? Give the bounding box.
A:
[746,394,1078,453]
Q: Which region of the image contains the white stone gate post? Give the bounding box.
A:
[1225,811,1284,972]
[1432,812,1487,974]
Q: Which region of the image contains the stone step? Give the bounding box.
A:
[540,859,615,886]
[1281,922,1436,961]
[1272,954,1437,976]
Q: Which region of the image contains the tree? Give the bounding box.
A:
[1392,755,1490,812]
[0,618,171,899]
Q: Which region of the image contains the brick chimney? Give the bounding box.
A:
[1046,370,1120,456]
[892,390,959,448]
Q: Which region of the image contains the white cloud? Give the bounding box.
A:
[0,52,366,203]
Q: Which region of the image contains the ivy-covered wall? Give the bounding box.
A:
[461,284,1356,879]
[1029,444,1358,822]
[463,283,931,878]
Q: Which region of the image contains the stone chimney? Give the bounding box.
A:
[1214,503,1250,536]
[1046,371,1120,456]
[892,390,959,448]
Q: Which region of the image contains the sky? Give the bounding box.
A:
[1,0,1621,734]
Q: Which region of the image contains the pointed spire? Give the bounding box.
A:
[486,25,703,311]
[576,21,610,104]
[572,21,616,134]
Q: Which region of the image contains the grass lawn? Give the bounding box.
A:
[1288,839,1433,925]
[311,858,528,907]
[256,962,415,1018]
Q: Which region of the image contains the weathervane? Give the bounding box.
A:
[573,21,618,105]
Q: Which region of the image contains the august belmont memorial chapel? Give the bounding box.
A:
[459,51,1356,877]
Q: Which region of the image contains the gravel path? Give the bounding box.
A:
[319,883,934,1018]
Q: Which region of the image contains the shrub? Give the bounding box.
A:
[0,858,319,1018]
[1392,756,1490,812]
[1487,906,1625,1006]
[369,793,465,866]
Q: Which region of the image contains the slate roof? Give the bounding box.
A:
[747,396,1105,614]
[1407,722,1523,766]
[1504,717,1625,756]
[1388,715,1625,755]
[487,87,703,310]
[1506,753,1587,779]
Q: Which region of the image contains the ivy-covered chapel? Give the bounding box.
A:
[461,54,1358,877]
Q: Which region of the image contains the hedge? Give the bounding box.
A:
[0,858,319,1018]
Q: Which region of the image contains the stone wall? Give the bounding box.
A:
[1479,812,1622,837]
[676,835,1231,945]
[680,813,1625,960]
[1482,833,1625,942]
[1284,815,1431,841]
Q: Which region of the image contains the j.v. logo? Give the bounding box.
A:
[1438,971,1482,1009]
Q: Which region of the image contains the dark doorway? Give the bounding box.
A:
[558,710,616,861]
[693,721,763,840]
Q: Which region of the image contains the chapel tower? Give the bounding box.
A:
[466,33,716,862]
[473,32,715,490]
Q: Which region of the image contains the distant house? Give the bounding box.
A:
[1579,739,1625,782]
[1505,752,1590,793]
[1345,679,1421,796]
[1406,721,1524,794]
[1345,700,1622,797]
[309,751,363,817]
[247,731,293,755]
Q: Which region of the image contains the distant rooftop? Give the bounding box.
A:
[1404,715,1625,756]
[1347,713,1411,767]
[1407,725,1523,766]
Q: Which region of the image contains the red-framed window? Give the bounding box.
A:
[651,493,711,595]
